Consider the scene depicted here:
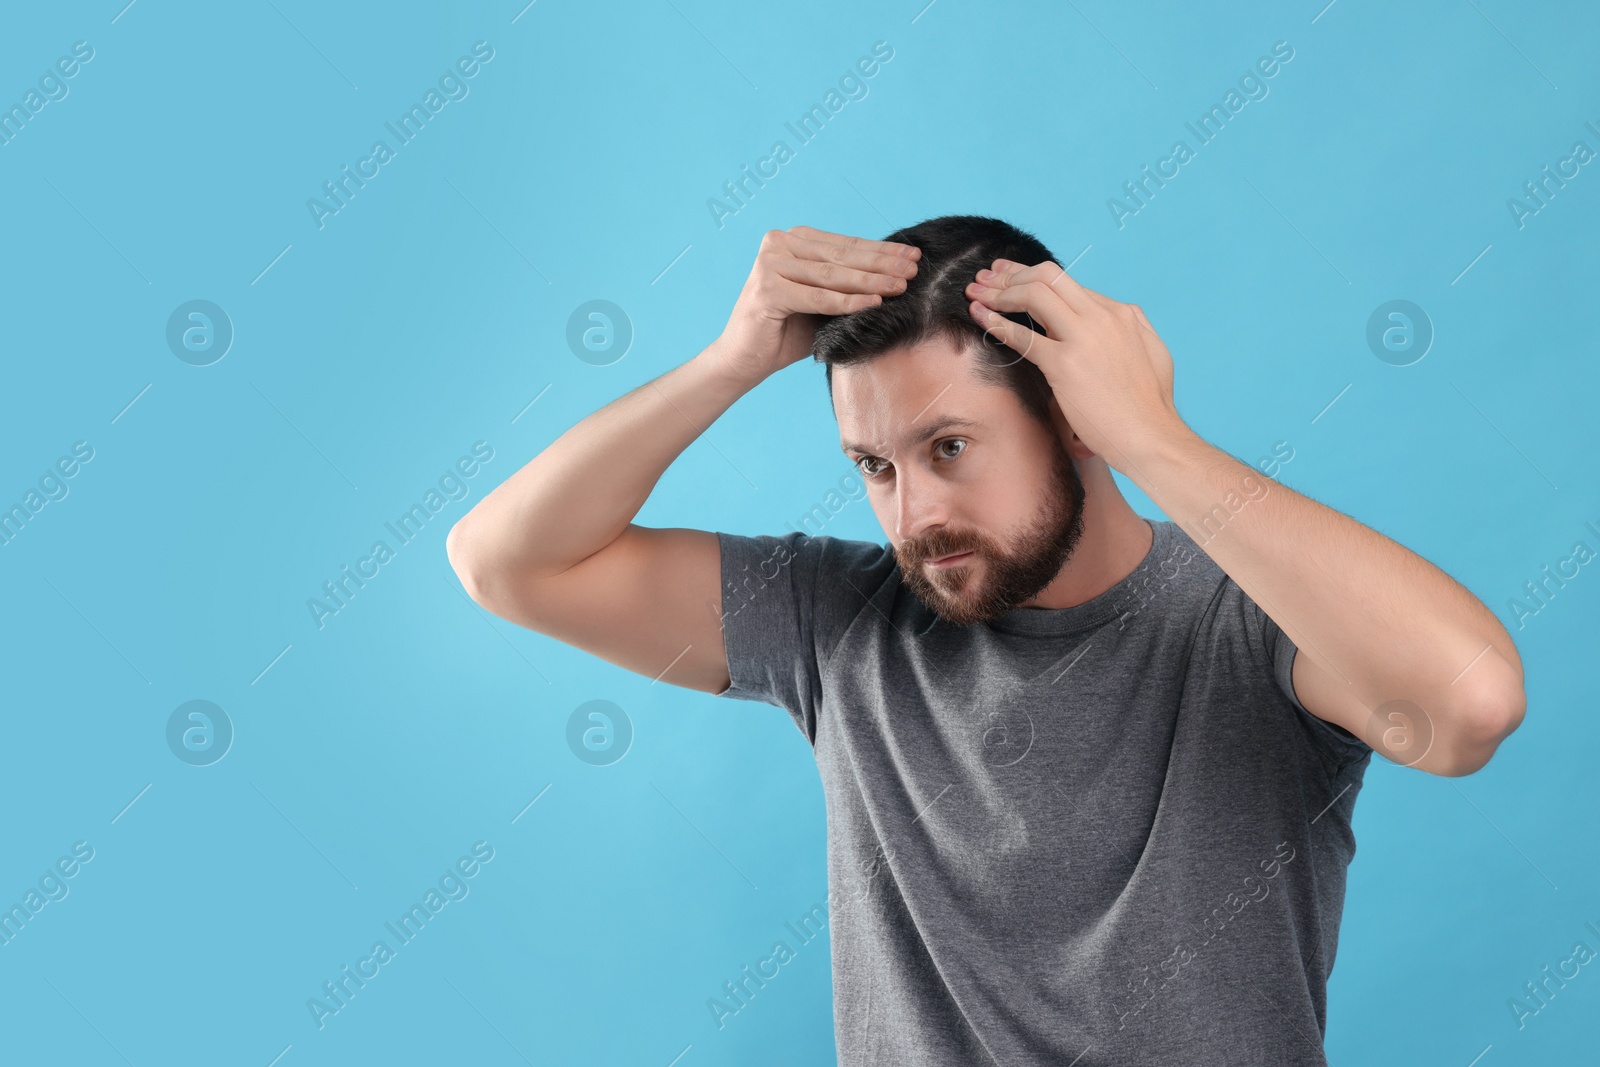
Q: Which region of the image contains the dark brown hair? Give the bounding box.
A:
[813,214,1057,428]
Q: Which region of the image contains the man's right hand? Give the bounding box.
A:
[710,225,921,383]
[450,227,920,699]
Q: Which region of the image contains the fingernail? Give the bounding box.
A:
[976,269,994,281]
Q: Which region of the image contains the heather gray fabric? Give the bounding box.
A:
[714,517,1373,1066]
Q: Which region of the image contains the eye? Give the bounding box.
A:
[855,456,890,477]
[853,439,966,478]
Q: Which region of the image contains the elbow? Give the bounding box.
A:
[1436,686,1527,777]
[445,520,490,606]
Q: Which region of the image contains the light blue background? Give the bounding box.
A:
[1,1,1596,1064]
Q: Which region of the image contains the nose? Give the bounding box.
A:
[892,462,949,546]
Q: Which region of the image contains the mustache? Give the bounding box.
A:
[901,531,984,562]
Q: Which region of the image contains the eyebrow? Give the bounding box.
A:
[840,415,981,456]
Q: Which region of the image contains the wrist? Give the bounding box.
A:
[697,336,769,392]
[1121,417,1203,486]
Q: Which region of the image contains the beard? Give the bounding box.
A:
[895,433,1087,626]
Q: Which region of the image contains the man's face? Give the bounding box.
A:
[834,335,1088,626]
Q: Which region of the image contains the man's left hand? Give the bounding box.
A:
[965,258,1186,475]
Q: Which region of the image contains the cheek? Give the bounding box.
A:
[967,468,1024,519]
[867,493,896,530]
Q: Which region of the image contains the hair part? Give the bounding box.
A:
[813,214,1058,429]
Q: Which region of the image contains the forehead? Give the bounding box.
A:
[833,334,1010,454]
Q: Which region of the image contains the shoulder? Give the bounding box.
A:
[1130,521,1277,669]
[717,529,895,588]
[1163,522,1373,762]
[718,530,899,628]
[1110,521,1234,630]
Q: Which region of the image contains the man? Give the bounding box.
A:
[446,216,1526,1065]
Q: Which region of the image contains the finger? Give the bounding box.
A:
[986,258,1096,317]
[967,299,1045,365]
[787,225,921,261]
[1069,281,1142,323]
[774,275,884,315]
[1076,286,1120,313]
[964,276,1076,341]
[996,263,1143,332]
[784,231,920,284]
[779,254,911,297]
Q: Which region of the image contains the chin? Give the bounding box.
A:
[931,583,998,625]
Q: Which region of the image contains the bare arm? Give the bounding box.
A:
[965,258,1526,777]
[1130,428,1525,778]
[447,347,757,693]
[446,227,921,694]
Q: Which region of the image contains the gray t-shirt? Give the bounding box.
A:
[714,518,1374,1066]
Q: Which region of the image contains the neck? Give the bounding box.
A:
[1019,473,1153,611]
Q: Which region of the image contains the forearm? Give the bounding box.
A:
[962,256,1524,763]
[1127,425,1525,715]
[448,338,760,582]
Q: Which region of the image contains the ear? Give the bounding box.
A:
[1046,394,1096,460]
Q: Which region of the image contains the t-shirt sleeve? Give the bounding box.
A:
[713,530,892,746]
[1218,575,1374,769]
